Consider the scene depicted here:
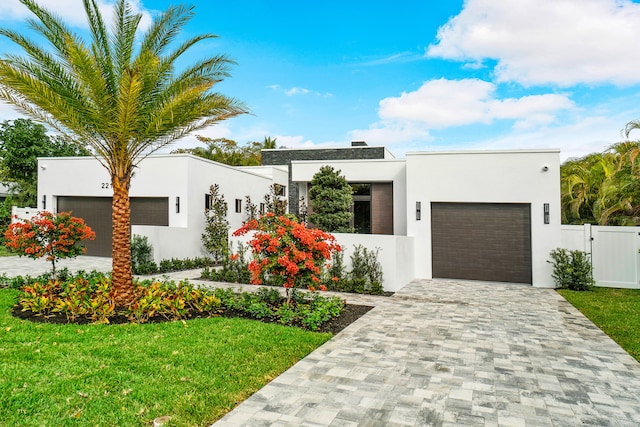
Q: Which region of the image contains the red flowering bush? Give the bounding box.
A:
[5,211,95,278]
[233,213,341,302]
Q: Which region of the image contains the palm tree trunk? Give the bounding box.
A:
[111,175,134,306]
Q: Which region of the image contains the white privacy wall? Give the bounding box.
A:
[406,149,561,288]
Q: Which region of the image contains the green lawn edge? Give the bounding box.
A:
[0,288,332,427]
[557,287,640,362]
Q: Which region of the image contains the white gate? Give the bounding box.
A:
[561,225,640,289]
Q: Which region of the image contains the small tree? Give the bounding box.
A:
[297,196,308,225]
[233,213,341,303]
[548,248,594,291]
[243,195,259,223]
[5,211,95,278]
[202,184,229,263]
[263,183,287,216]
[309,166,353,233]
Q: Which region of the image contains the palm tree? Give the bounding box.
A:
[0,0,246,305]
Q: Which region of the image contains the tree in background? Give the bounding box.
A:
[308,166,353,233]
[561,142,640,225]
[0,0,246,305]
[202,184,229,264]
[0,119,89,207]
[172,136,276,166]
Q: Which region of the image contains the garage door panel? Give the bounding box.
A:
[57,196,112,257]
[431,203,532,284]
[57,196,168,257]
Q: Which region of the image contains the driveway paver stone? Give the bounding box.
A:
[213,279,640,427]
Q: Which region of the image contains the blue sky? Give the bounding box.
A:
[2,0,640,160]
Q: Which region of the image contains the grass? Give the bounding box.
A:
[0,245,15,257]
[0,289,332,427]
[558,287,640,362]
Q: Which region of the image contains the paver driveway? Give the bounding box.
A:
[214,279,640,426]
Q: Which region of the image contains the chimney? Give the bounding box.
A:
[351,141,367,147]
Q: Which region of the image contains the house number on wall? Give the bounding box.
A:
[100,182,112,189]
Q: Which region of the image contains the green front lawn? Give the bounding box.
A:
[0,289,331,427]
[558,287,640,361]
[0,246,15,257]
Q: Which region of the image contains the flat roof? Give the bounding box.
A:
[406,148,561,156]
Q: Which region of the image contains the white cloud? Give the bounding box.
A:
[273,135,316,148]
[0,0,153,31]
[285,87,310,96]
[467,115,627,161]
[268,85,332,98]
[427,0,640,86]
[378,78,574,128]
[348,122,433,147]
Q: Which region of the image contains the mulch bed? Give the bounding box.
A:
[12,303,374,335]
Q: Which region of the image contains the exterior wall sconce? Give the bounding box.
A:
[42,195,46,210]
[175,196,180,213]
[416,201,421,220]
[544,203,549,224]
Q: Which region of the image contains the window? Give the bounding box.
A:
[235,199,242,213]
[205,193,212,210]
[274,184,286,197]
[259,203,265,215]
[350,183,372,234]
[351,183,371,196]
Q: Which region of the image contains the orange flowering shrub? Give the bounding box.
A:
[233,213,341,302]
[5,211,95,277]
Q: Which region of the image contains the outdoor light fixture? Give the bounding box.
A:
[42,195,46,210]
[416,201,421,220]
[544,203,550,224]
[175,196,180,213]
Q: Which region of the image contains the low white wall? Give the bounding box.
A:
[132,225,205,262]
[132,225,254,263]
[11,206,37,223]
[332,233,415,292]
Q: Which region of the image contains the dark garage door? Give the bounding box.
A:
[431,202,532,284]
[57,196,169,257]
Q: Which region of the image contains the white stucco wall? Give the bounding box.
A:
[291,159,407,235]
[405,149,561,288]
[37,154,278,261]
[333,233,415,292]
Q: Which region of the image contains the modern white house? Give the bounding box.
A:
[37,144,561,290]
[37,154,287,261]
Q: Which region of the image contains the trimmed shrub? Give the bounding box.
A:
[549,248,594,291]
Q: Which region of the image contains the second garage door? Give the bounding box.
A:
[431,202,532,284]
[57,196,169,257]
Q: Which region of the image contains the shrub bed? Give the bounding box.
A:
[7,271,346,331]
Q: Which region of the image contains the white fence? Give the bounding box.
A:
[561,224,640,289]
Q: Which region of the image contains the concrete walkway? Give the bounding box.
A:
[0,255,112,277]
[3,257,640,425]
[213,279,640,427]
